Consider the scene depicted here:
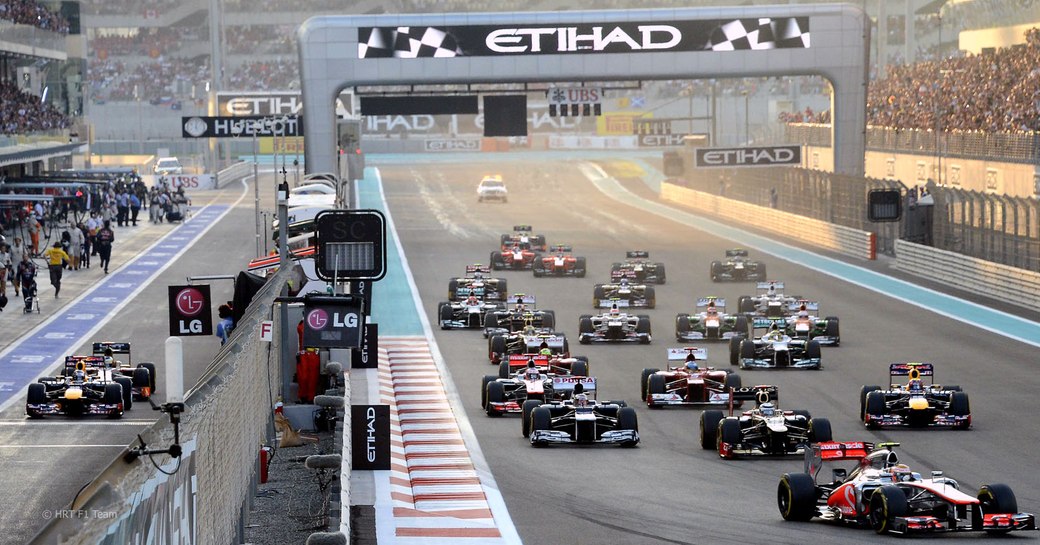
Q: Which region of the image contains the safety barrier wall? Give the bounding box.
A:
[660,182,877,260]
[894,240,1040,311]
[29,268,287,545]
[215,161,254,189]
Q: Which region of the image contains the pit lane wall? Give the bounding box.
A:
[29,268,287,545]
[894,239,1040,310]
[660,181,877,260]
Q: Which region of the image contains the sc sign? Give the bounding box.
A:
[315,210,387,281]
[168,285,213,336]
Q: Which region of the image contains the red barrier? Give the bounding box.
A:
[296,349,320,403]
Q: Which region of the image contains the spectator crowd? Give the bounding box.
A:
[0,0,69,33]
[0,81,70,135]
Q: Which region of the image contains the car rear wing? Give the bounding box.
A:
[725,249,749,258]
[890,363,935,385]
[65,355,106,370]
[550,244,573,253]
[787,300,819,313]
[756,281,784,292]
[696,297,725,309]
[610,269,638,280]
[508,353,550,369]
[727,385,778,414]
[626,250,649,258]
[512,225,532,232]
[509,293,536,306]
[551,375,596,393]
[667,347,708,361]
[804,441,875,478]
[530,334,566,348]
[465,264,491,275]
[751,317,787,330]
[93,341,131,358]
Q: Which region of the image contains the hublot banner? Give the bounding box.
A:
[358,18,809,58]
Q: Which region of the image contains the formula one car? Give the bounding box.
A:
[640,347,742,408]
[481,354,591,418]
[710,248,766,282]
[782,301,840,346]
[675,297,749,342]
[532,244,587,277]
[578,303,652,344]
[700,385,831,459]
[483,294,555,338]
[477,174,508,202]
[447,265,508,302]
[736,281,799,317]
[438,297,506,330]
[498,225,547,251]
[593,278,655,308]
[860,363,971,429]
[527,379,639,447]
[490,244,540,271]
[778,441,1036,535]
[27,356,131,418]
[730,320,822,369]
[488,331,569,365]
[92,341,157,400]
[610,251,666,284]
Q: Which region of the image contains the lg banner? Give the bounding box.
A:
[351,405,391,470]
[168,285,213,336]
[301,295,365,348]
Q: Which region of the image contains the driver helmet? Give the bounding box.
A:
[573,383,588,407]
[768,284,777,295]
[539,347,552,357]
[619,277,629,286]
[908,378,923,392]
[685,353,699,371]
[104,356,114,367]
[74,369,86,381]
[760,402,776,417]
[525,359,540,378]
[798,305,809,318]
[609,304,620,316]
[472,271,483,279]
[890,464,914,482]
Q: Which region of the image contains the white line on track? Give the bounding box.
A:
[0,444,127,448]
[0,419,154,425]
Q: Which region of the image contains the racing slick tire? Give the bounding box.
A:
[675,315,691,338]
[647,374,666,409]
[859,385,881,420]
[521,400,542,438]
[729,336,743,366]
[448,279,459,300]
[481,375,496,409]
[131,367,151,398]
[700,410,724,449]
[755,264,767,280]
[575,257,587,278]
[617,407,639,448]
[733,315,749,337]
[485,382,506,416]
[978,484,1018,534]
[592,285,606,306]
[532,259,545,277]
[724,373,742,392]
[138,363,158,393]
[541,311,555,330]
[490,336,506,364]
[808,418,832,443]
[490,251,504,270]
[778,473,818,522]
[494,279,508,300]
[654,263,666,284]
[949,392,971,426]
[498,359,511,379]
[805,340,822,360]
[484,313,499,330]
[710,261,722,282]
[570,360,588,377]
[530,407,552,447]
[738,339,755,361]
[579,316,593,335]
[869,485,909,535]
[104,384,124,419]
[562,338,570,356]
[644,286,656,309]
[532,235,546,250]
[718,418,741,457]
[438,303,453,329]
[864,391,886,428]
[640,368,659,402]
[738,296,755,314]
[114,377,133,410]
[26,383,47,418]
[636,316,652,339]
[824,317,840,345]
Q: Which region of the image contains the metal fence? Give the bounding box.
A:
[926,183,1040,271]
[683,167,905,255]
[784,124,1040,164]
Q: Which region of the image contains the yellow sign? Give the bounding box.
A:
[259,137,304,154]
[597,113,650,136]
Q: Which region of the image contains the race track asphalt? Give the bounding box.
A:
[378,154,1040,545]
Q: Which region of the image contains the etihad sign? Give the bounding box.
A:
[487,25,681,53]
[694,145,802,168]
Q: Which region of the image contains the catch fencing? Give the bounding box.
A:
[29,268,287,545]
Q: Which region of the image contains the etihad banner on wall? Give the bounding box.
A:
[216,91,355,118]
[358,18,809,58]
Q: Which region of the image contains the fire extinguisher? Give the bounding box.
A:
[259,446,273,484]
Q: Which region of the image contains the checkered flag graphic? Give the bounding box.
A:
[706,17,810,51]
[358,27,462,58]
